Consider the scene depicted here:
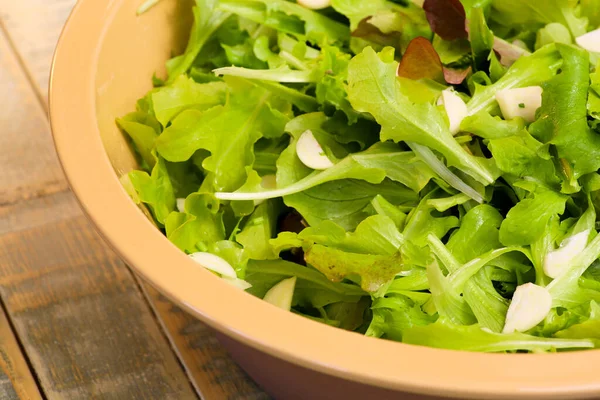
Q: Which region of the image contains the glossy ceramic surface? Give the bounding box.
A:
[49,1,600,398]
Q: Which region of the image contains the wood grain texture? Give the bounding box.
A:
[142,286,270,400]
[0,304,43,400]
[0,15,200,400]
[0,0,77,106]
[0,209,197,399]
[0,31,67,207]
[0,1,269,399]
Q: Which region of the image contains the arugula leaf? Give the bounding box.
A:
[445,205,510,331]
[152,76,227,127]
[488,131,560,187]
[589,62,600,122]
[116,111,160,169]
[298,215,404,255]
[218,0,350,46]
[547,234,600,308]
[403,318,595,351]
[286,179,418,231]
[490,0,587,38]
[215,141,434,201]
[245,259,366,308]
[128,156,175,225]
[236,200,283,260]
[305,244,403,292]
[460,112,525,139]
[555,302,600,340]
[467,44,562,116]
[347,47,494,186]
[165,193,225,253]
[530,45,600,189]
[500,186,567,246]
[535,23,572,50]
[167,0,231,82]
[403,192,459,247]
[366,295,437,340]
[581,0,600,30]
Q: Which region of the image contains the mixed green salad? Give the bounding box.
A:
[119,0,600,352]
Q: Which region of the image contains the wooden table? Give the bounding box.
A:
[0,1,269,399]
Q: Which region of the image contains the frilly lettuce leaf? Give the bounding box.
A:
[489,0,587,38]
[218,0,350,46]
[156,78,290,192]
[151,76,227,126]
[347,47,494,186]
[366,295,437,341]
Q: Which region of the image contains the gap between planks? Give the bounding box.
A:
[0,1,270,398]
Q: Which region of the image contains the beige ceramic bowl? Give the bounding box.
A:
[49,1,600,399]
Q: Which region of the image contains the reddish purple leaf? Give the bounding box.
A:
[443,66,472,84]
[397,37,445,83]
[423,0,468,41]
[397,37,471,85]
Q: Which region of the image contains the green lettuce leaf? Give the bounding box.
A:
[236,200,283,260]
[297,215,404,256]
[218,0,350,46]
[285,179,418,231]
[116,111,160,169]
[366,295,437,341]
[304,244,403,292]
[500,186,567,246]
[467,44,562,116]
[128,156,175,225]
[156,79,290,192]
[245,259,366,308]
[403,318,595,352]
[167,0,231,82]
[490,0,587,38]
[488,131,560,187]
[530,45,600,190]
[151,76,227,126]
[165,193,225,253]
[402,192,459,247]
[347,47,494,186]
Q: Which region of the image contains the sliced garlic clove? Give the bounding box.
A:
[263,276,297,311]
[189,252,237,279]
[496,86,543,123]
[223,276,253,290]
[503,283,552,334]
[544,230,590,279]
[576,28,600,53]
[296,130,334,170]
[176,198,186,213]
[438,89,468,135]
[297,0,331,10]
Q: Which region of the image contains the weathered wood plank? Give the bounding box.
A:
[0,0,77,106]
[0,304,43,400]
[0,30,67,206]
[1,1,270,398]
[0,212,198,399]
[0,14,201,400]
[142,285,270,400]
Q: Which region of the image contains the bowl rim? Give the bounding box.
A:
[49,1,600,399]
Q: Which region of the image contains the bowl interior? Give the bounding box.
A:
[95,0,193,180]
